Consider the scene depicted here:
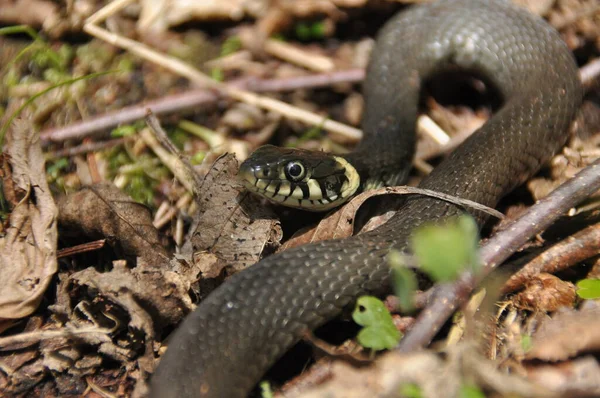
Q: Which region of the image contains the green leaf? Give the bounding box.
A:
[521,334,533,353]
[294,21,326,41]
[111,125,137,137]
[220,36,242,57]
[388,250,417,312]
[459,384,485,398]
[191,151,206,165]
[295,22,312,41]
[411,215,479,282]
[210,67,224,82]
[352,296,401,351]
[259,381,273,398]
[0,70,115,146]
[399,383,423,398]
[576,279,600,299]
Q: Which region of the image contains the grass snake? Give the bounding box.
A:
[151,0,582,396]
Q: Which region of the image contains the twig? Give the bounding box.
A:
[57,239,107,258]
[245,68,364,92]
[0,326,113,348]
[39,69,364,144]
[83,16,362,141]
[143,112,204,196]
[263,39,335,72]
[354,186,504,220]
[47,137,129,158]
[580,57,600,88]
[40,87,229,143]
[502,221,600,293]
[397,158,600,351]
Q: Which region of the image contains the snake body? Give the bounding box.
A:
[151,1,582,397]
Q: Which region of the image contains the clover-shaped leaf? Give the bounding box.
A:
[352,296,401,351]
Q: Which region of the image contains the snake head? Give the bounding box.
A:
[238,145,360,211]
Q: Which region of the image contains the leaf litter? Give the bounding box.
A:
[0,0,599,397]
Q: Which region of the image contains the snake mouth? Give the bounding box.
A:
[238,153,360,211]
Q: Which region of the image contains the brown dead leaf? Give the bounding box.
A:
[0,119,58,326]
[282,185,501,250]
[293,344,551,398]
[512,273,577,312]
[59,259,193,335]
[280,187,383,250]
[525,356,600,396]
[527,303,600,361]
[186,153,281,275]
[57,182,170,268]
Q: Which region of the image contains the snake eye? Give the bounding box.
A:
[285,161,306,181]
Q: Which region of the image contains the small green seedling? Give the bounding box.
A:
[411,215,480,282]
[459,383,485,398]
[399,383,423,398]
[388,250,417,312]
[576,279,600,299]
[352,296,402,351]
[259,381,273,398]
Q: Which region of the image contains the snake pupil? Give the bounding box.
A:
[285,162,305,181]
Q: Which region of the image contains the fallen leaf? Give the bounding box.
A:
[186,153,281,275]
[282,185,498,250]
[527,303,600,361]
[57,183,170,268]
[281,186,401,250]
[525,357,600,396]
[512,273,577,312]
[0,119,58,325]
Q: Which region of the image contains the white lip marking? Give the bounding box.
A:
[277,184,290,197]
[256,179,269,190]
[307,179,322,199]
[292,186,303,198]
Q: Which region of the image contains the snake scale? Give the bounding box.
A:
[150,0,582,396]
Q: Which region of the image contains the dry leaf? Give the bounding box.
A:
[57,183,170,268]
[0,119,58,324]
[512,273,577,312]
[525,356,600,396]
[527,303,600,361]
[187,153,281,275]
[293,344,551,398]
[281,186,425,250]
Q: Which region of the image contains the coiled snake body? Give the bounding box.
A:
[151,1,582,396]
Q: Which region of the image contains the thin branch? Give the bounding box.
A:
[397,158,600,351]
[39,70,364,145]
[502,221,600,293]
[47,137,129,158]
[0,326,113,349]
[580,57,600,88]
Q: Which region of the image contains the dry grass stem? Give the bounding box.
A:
[264,39,335,72]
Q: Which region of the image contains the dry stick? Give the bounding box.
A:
[57,239,107,258]
[47,137,129,158]
[263,39,335,72]
[143,111,204,196]
[40,86,229,143]
[397,158,600,352]
[580,57,600,89]
[502,221,600,293]
[0,326,113,348]
[83,22,362,142]
[39,70,364,144]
